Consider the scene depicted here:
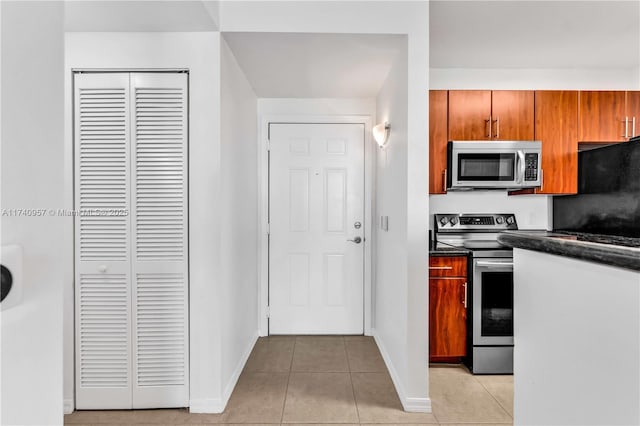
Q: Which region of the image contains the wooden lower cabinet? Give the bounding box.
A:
[429,255,468,362]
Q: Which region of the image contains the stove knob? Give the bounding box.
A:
[496,216,505,224]
[450,217,458,226]
[506,216,515,225]
[439,216,448,226]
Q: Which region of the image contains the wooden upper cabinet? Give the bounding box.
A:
[448,90,534,141]
[491,91,534,140]
[534,91,578,195]
[626,91,640,139]
[448,90,492,140]
[429,90,448,194]
[578,91,626,142]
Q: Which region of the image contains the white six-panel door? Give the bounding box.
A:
[269,123,365,334]
[74,72,188,409]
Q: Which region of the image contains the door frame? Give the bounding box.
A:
[258,115,374,336]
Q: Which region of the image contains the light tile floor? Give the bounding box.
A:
[64,336,513,425]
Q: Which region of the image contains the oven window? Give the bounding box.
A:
[481,271,514,336]
[458,153,515,181]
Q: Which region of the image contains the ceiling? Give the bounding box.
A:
[63,0,639,97]
[430,0,640,69]
[223,32,405,98]
[65,1,219,32]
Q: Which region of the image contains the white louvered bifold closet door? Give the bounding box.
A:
[75,73,133,409]
[74,72,188,410]
[130,73,189,408]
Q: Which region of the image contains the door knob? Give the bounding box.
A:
[347,237,362,244]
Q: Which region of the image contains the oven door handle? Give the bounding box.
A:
[476,261,514,268]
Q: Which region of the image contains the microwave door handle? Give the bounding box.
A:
[516,150,526,184]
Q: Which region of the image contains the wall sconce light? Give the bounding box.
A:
[373,122,390,148]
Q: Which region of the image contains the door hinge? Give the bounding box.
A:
[266,139,271,151]
[266,223,270,235]
[266,306,270,318]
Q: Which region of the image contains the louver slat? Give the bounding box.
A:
[136,273,186,387]
[134,85,186,261]
[79,274,129,388]
[78,87,128,261]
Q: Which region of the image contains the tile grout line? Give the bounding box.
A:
[279,335,296,424]
[473,375,514,420]
[344,336,362,425]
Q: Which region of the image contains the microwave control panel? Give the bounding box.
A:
[524,153,539,181]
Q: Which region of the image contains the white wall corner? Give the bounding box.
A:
[372,330,432,413]
[63,399,74,415]
[222,332,258,407]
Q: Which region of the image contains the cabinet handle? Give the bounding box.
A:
[539,168,544,193]
[633,117,636,138]
[442,168,447,193]
[485,115,492,138]
[494,116,500,139]
[463,282,467,308]
[623,117,629,139]
[429,266,453,270]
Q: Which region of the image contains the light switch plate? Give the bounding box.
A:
[380,215,389,231]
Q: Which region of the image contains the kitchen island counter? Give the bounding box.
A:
[502,234,640,425]
[497,230,640,271]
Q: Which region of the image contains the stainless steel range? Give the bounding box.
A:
[434,213,517,374]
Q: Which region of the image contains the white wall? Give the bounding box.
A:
[64,32,223,412]
[375,39,430,411]
[219,36,259,404]
[374,45,409,404]
[430,67,640,90]
[1,2,65,425]
[513,249,640,425]
[430,192,551,230]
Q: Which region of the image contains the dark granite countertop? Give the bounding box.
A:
[497,231,640,272]
[429,242,471,257]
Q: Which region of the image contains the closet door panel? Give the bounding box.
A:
[74,72,133,409]
[130,73,189,408]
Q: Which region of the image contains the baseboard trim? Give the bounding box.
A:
[372,330,432,413]
[63,398,74,414]
[190,332,258,414]
[221,332,258,405]
[189,398,224,413]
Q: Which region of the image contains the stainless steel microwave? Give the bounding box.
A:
[447,141,542,190]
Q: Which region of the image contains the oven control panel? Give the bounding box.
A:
[435,214,518,231]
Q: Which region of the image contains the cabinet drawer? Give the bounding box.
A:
[429,256,467,277]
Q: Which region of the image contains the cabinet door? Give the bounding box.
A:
[429,90,448,194]
[491,90,534,140]
[626,91,640,139]
[534,91,578,194]
[578,91,626,142]
[429,278,467,358]
[448,90,492,140]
